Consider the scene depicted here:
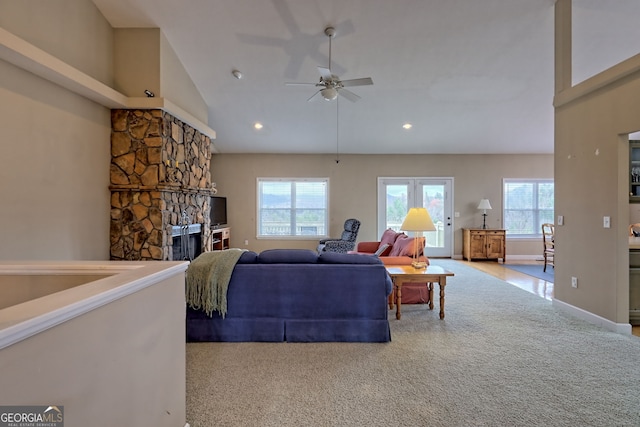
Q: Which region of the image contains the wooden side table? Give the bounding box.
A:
[385,265,455,320]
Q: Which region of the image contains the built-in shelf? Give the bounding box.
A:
[0,26,217,149]
[211,227,230,251]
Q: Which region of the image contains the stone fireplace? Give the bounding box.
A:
[109,109,215,261]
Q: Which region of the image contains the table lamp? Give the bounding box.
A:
[400,207,436,269]
[477,199,492,229]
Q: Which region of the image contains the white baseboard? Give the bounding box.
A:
[552,298,632,335]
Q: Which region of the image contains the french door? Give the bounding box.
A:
[377,177,454,258]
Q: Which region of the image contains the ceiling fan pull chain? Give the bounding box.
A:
[335,96,340,164]
[328,31,332,71]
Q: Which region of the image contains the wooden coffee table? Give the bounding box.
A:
[385,265,454,320]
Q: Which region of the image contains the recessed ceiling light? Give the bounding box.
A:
[403,123,413,130]
[254,122,263,130]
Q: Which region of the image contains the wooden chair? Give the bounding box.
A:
[629,223,640,236]
[542,223,554,272]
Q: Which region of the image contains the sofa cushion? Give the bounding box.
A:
[380,228,401,247]
[389,234,409,256]
[402,236,425,257]
[258,249,318,264]
[389,235,425,257]
[319,251,383,264]
[237,251,258,264]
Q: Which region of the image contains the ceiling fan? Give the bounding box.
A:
[285,26,373,102]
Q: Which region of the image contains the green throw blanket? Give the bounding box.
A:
[185,249,246,318]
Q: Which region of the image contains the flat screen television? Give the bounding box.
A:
[210,196,228,228]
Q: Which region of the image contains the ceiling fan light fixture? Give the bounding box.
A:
[321,87,338,101]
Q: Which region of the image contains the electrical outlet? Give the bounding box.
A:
[244,239,249,245]
[571,276,578,288]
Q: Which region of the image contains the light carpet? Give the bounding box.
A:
[504,263,554,283]
[185,260,640,427]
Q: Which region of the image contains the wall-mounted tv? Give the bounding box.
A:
[210,196,228,228]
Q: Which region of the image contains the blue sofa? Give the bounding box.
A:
[186,249,393,342]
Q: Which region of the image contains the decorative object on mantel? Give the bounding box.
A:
[211,182,218,194]
[477,198,492,229]
[400,207,436,269]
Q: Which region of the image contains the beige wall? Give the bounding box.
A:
[0,272,186,426]
[553,0,640,328]
[555,69,640,325]
[0,0,113,261]
[113,28,209,124]
[160,32,209,124]
[113,28,161,98]
[0,0,210,261]
[211,153,553,256]
[0,0,114,86]
[0,58,111,260]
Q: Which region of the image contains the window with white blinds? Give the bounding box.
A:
[503,179,554,237]
[257,178,329,238]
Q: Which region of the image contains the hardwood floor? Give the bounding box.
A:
[460,259,640,338]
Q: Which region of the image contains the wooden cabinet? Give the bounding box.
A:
[462,228,506,262]
[211,227,230,250]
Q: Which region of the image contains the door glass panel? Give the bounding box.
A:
[421,184,445,249]
[385,184,409,231]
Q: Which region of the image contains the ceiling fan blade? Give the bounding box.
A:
[285,82,319,86]
[317,66,332,80]
[338,88,361,102]
[341,77,373,87]
[307,90,322,102]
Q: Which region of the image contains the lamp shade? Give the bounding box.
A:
[400,208,436,232]
[477,199,492,210]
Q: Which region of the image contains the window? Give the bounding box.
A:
[257,178,328,238]
[503,179,554,237]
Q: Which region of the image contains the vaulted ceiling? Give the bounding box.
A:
[91,0,640,154]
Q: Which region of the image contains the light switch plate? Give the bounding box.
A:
[603,216,611,228]
[557,215,564,226]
